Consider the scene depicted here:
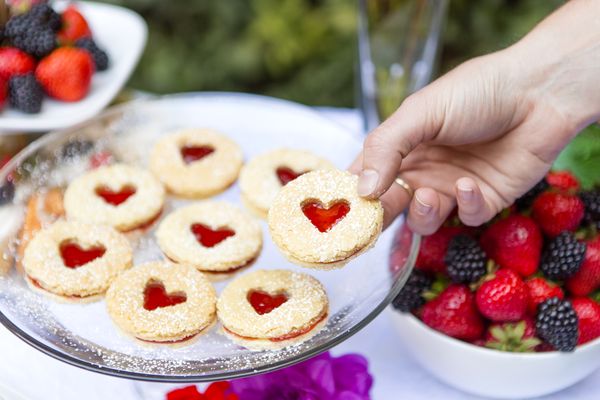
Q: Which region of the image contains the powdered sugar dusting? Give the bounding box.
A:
[0,96,414,380]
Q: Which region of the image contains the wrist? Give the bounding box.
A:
[508,0,600,136]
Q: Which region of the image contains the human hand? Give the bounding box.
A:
[351,0,600,235]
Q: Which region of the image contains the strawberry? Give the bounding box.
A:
[0,79,6,111]
[35,48,94,102]
[571,298,600,345]
[480,214,542,277]
[532,192,584,237]
[57,5,91,44]
[421,284,484,341]
[567,236,600,296]
[389,223,413,276]
[415,226,465,274]
[546,170,580,192]
[476,269,527,322]
[485,316,541,352]
[525,277,564,315]
[0,47,36,81]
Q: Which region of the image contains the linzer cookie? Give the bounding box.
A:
[22,220,132,302]
[63,164,165,231]
[106,261,216,343]
[156,201,262,280]
[268,169,383,269]
[217,269,328,350]
[149,129,243,198]
[239,148,333,218]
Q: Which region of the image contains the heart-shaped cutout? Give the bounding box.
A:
[95,185,136,206]
[276,166,306,186]
[247,290,288,315]
[302,200,350,232]
[143,280,187,311]
[59,241,106,268]
[190,223,235,247]
[180,145,214,165]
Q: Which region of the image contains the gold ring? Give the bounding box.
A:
[394,176,414,198]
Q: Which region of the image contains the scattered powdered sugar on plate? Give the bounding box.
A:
[0,95,414,380]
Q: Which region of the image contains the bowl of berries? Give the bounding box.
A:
[389,170,600,399]
[0,0,146,132]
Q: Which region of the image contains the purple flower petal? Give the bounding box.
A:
[308,359,335,394]
[334,391,370,400]
[229,352,373,400]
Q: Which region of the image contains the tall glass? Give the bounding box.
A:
[358,0,448,131]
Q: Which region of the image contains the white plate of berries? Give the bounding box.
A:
[0,1,147,132]
[389,170,600,398]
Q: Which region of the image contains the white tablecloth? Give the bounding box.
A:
[2,108,600,400]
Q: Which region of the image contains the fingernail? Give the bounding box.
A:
[458,184,474,202]
[357,169,379,197]
[415,193,432,216]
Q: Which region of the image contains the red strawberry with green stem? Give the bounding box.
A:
[532,192,584,237]
[422,284,484,341]
[476,269,528,322]
[571,298,600,345]
[525,277,564,315]
[567,236,600,296]
[485,316,541,352]
[480,214,542,277]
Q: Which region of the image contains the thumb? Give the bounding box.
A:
[357,90,443,198]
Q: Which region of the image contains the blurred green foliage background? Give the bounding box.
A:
[100,0,564,107]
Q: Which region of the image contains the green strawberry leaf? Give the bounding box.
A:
[554,124,600,189]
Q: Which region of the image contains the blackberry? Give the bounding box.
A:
[580,189,600,229]
[61,139,95,160]
[75,38,109,71]
[12,27,56,58]
[5,4,61,37]
[516,178,548,211]
[445,234,487,283]
[29,4,62,32]
[536,297,578,352]
[392,270,432,312]
[9,73,43,114]
[0,181,15,205]
[4,12,37,38]
[540,231,586,280]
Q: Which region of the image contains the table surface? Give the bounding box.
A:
[1,108,600,400]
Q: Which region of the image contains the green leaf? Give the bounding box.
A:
[554,124,600,189]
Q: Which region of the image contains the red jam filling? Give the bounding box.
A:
[190,223,235,247]
[247,290,288,315]
[95,185,136,206]
[180,145,214,164]
[137,332,199,345]
[276,166,305,186]
[124,208,163,233]
[143,280,187,311]
[224,312,327,342]
[28,276,88,299]
[59,241,106,268]
[301,200,350,232]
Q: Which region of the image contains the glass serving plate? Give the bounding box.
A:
[0,93,419,382]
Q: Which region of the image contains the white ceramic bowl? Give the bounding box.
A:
[390,309,600,399]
